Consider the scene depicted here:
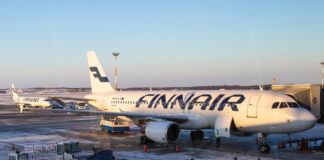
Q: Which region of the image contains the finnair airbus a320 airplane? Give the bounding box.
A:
[12,84,64,111]
[33,51,317,153]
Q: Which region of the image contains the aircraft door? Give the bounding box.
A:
[247,95,260,118]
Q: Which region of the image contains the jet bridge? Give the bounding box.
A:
[271,84,323,122]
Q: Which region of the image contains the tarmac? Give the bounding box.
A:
[0,104,324,160]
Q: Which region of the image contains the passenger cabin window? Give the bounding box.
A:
[272,102,279,109]
[288,102,299,108]
[279,102,288,108]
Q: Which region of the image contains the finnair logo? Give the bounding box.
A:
[136,94,245,111]
[89,67,109,82]
[23,97,40,103]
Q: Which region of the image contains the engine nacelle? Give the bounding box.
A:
[145,121,181,144]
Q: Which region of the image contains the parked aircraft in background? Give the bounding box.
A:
[30,51,317,153]
[12,84,65,111]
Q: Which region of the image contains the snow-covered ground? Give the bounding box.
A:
[0,89,90,104]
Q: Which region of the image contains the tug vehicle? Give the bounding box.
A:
[99,117,130,133]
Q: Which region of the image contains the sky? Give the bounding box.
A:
[0,0,324,88]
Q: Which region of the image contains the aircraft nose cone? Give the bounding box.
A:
[298,111,317,130]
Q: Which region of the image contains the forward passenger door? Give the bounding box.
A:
[247,95,260,118]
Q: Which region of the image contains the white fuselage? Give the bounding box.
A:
[85,90,317,135]
[13,96,51,108]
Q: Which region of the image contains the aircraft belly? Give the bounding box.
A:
[239,126,274,133]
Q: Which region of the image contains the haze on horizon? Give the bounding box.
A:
[1,0,324,89]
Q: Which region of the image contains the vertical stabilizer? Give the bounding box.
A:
[87,51,114,93]
[11,83,19,102]
[11,84,16,92]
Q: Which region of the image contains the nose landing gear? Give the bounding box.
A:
[258,133,270,153]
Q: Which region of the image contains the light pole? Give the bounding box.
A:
[321,62,324,89]
[113,52,120,91]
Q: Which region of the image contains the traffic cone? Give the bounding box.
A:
[144,144,147,152]
[175,145,179,152]
[281,141,286,148]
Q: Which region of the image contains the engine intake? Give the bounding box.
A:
[145,121,181,143]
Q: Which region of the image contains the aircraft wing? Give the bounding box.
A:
[27,108,188,123]
[48,97,95,102]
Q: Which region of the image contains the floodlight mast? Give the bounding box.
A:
[113,52,120,91]
[321,62,324,89]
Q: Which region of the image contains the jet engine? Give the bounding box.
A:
[145,121,181,143]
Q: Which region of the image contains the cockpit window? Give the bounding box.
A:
[288,102,299,108]
[279,102,288,108]
[272,102,279,109]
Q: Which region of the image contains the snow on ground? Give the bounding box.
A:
[0,132,94,158]
[114,148,277,160]
[0,89,90,104]
[0,94,14,104]
[0,134,91,145]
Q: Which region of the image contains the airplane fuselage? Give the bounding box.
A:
[14,96,51,108]
[85,90,317,135]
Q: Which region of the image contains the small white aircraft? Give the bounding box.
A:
[12,84,64,111]
[33,51,317,153]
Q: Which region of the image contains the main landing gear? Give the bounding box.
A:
[258,133,270,153]
[140,135,154,145]
[190,130,204,141]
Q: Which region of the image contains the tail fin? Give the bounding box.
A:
[11,83,19,102]
[87,51,115,93]
[11,83,16,92]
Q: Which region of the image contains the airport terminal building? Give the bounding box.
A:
[271,84,324,122]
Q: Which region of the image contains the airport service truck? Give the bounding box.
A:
[57,141,92,160]
[100,117,130,133]
[69,103,87,110]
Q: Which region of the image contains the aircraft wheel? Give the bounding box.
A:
[197,130,204,140]
[190,130,204,141]
[259,145,270,153]
[140,136,154,144]
[140,136,149,144]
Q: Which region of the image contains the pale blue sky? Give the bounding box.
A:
[0,0,324,88]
